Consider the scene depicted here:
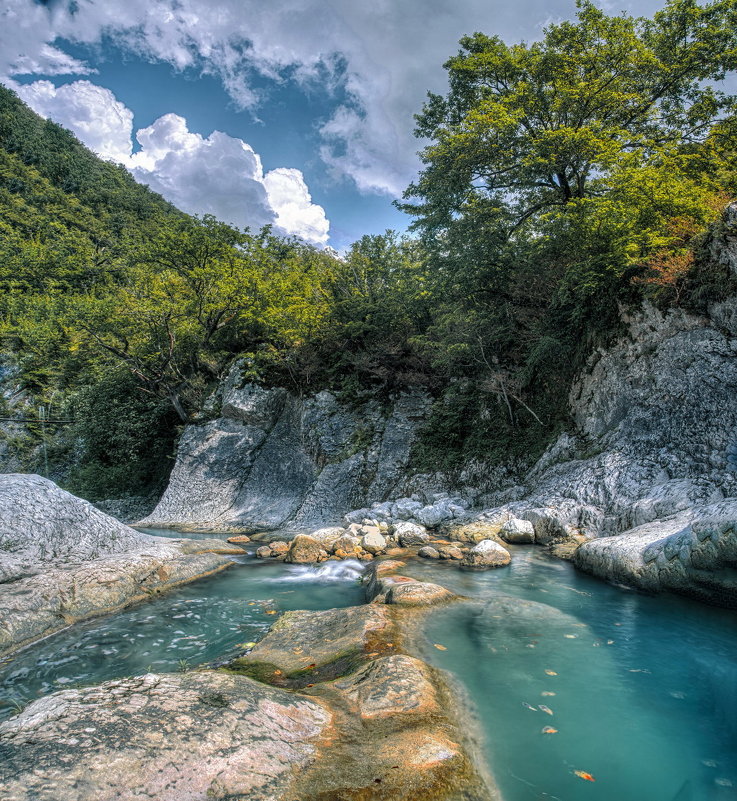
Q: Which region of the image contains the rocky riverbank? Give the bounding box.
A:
[0,559,498,801]
[0,474,245,657]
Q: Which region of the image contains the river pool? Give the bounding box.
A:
[1,537,736,801]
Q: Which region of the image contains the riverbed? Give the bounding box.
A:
[1,537,735,801]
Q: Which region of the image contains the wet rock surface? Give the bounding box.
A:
[0,566,496,801]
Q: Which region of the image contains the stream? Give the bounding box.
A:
[1,535,736,801]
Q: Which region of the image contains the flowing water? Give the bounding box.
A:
[0,532,364,720]
[1,535,736,801]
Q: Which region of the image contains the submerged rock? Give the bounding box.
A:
[461,539,511,569]
[229,604,399,684]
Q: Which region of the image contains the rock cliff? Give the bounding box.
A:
[141,370,430,531]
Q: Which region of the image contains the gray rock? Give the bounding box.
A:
[461,539,511,569]
[0,476,242,656]
[418,546,440,559]
[394,521,430,546]
[414,502,454,528]
[256,545,273,558]
[308,526,346,548]
[0,671,330,801]
[499,517,535,544]
[141,368,430,532]
[360,529,386,554]
[0,474,150,580]
[574,501,737,606]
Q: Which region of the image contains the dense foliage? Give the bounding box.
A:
[1,0,737,496]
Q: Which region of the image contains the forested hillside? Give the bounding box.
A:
[1,0,737,502]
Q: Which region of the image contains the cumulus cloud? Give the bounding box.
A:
[263,168,330,245]
[0,0,667,198]
[14,79,329,244]
[14,80,134,162]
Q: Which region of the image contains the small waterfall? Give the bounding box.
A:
[273,559,364,583]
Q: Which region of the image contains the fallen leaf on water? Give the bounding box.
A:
[273,670,283,676]
[574,771,596,782]
[433,643,448,651]
[541,691,556,697]
[606,639,615,645]
[538,705,554,715]
[541,726,558,734]
[564,634,577,639]
[247,602,256,606]
[545,670,558,676]
[265,610,277,615]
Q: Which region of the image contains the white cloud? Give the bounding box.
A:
[0,0,672,196]
[13,80,133,162]
[13,79,329,244]
[263,168,330,244]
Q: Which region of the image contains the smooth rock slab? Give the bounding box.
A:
[229,604,399,685]
[0,671,329,801]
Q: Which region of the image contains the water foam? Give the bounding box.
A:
[273,559,365,583]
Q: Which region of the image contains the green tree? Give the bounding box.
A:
[400,0,737,245]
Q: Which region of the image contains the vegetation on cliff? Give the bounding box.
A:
[1,0,737,496]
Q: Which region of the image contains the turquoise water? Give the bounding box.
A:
[409,550,737,801]
[0,539,364,720]
[2,537,737,801]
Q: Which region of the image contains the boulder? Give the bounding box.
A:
[256,545,273,559]
[285,534,325,564]
[229,605,398,684]
[394,521,430,547]
[384,581,456,606]
[361,529,387,554]
[414,504,453,528]
[437,545,464,560]
[0,476,242,657]
[309,527,346,548]
[392,497,423,519]
[418,546,440,559]
[499,517,535,544]
[447,521,503,544]
[269,540,289,555]
[331,534,361,555]
[461,539,511,569]
[226,534,251,543]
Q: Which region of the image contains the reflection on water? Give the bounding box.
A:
[411,549,737,801]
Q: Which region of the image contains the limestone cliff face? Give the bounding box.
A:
[140,368,431,531]
[497,297,737,538]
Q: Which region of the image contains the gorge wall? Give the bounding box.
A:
[140,371,431,531]
[144,208,737,561]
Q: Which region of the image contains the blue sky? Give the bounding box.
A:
[1,0,666,250]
